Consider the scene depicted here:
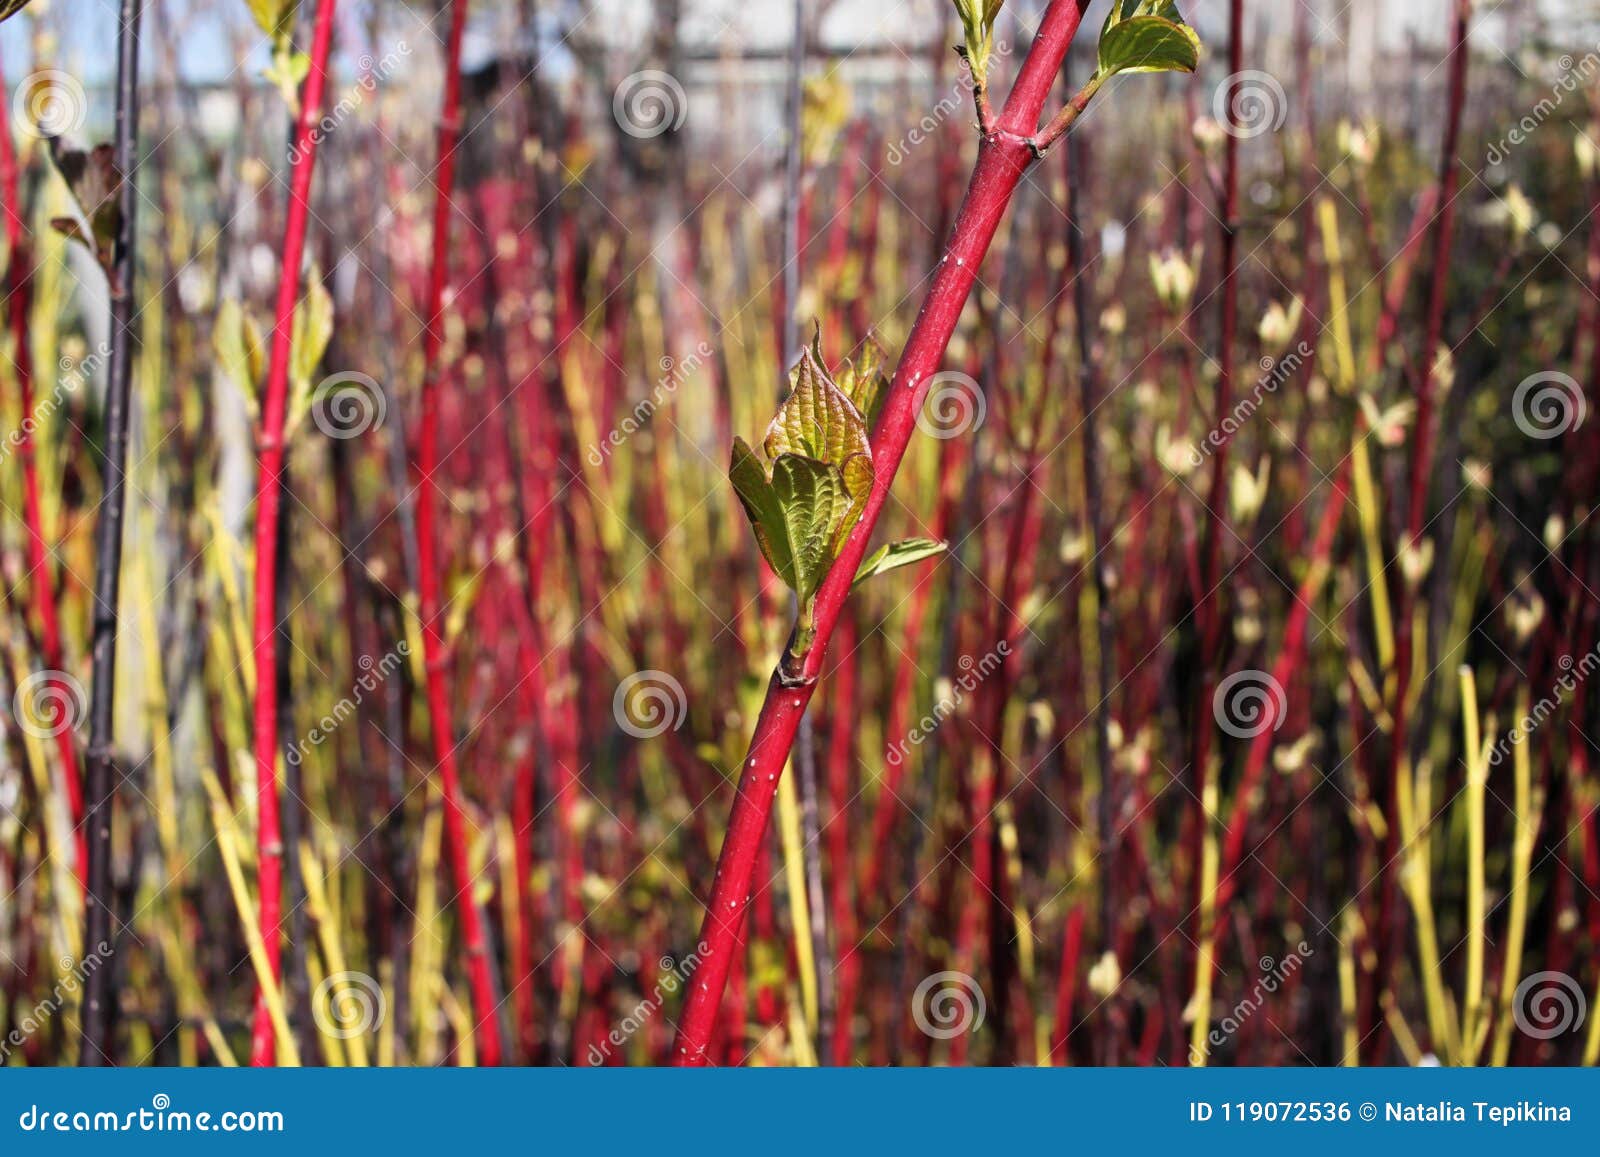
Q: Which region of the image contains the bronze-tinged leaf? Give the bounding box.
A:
[836,451,874,554]
[46,141,123,274]
[763,341,871,468]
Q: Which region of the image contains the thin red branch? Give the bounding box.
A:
[413,0,505,1067]
[248,0,339,1066]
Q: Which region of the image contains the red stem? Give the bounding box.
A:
[1215,464,1351,913]
[671,0,1093,1066]
[0,92,86,886]
[249,0,338,1066]
[1049,904,1085,1062]
[414,0,505,1067]
[1186,0,1244,940]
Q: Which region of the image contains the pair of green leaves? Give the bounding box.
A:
[952,0,1198,96]
[1096,1,1201,80]
[729,337,943,655]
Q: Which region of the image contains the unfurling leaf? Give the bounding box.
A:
[763,336,872,474]
[729,337,879,654]
[853,538,947,590]
[1096,1,1200,80]
[952,0,1005,88]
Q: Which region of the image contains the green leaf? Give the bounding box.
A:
[292,276,333,389]
[730,436,797,591]
[853,538,947,589]
[245,0,298,43]
[731,447,874,605]
[729,337,878,638]
[774,455,858,603]
[764,338,872,467]
[285,272,336,438]
[214,298,267,417]
[1097,1,1200,78]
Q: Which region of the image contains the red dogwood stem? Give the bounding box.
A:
[249,0,338,1066]
[0,94,86,886]
[414,0,505,1067]
[672,0,1092,1065]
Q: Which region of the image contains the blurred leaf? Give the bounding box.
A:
[853,538,947,589]
[285,272,335,438]
[263,48,311,101]
[244,0,297,43]
[802,76,851,165]
[445,567,486,643]
[214,298,267,418]
[45,141,121,277]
